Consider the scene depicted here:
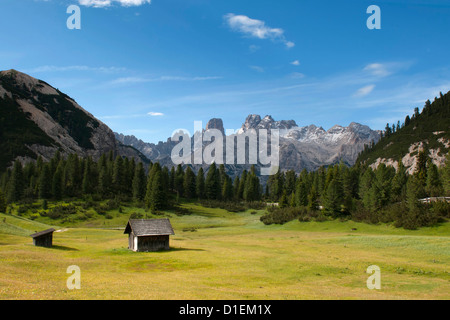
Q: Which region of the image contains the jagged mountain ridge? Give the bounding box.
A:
[116,114,382,174]
[0,69,148,168]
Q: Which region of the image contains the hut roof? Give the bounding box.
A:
[30,228,56,238]
[124,219,175,236]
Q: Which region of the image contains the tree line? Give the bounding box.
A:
[263,151,450,229]
[0,151,262,214]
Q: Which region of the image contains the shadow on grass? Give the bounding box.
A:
[165,247,205,253]
[50,245,79,251]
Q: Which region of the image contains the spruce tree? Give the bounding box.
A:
[426,163,442,197]
[132,162,146,202]
[38,163,52,200]
[183,166,196,199]
[52,161,64,200]
[295,180,308,207]
[7,160,23,203]
[150,170,167,213]
[205,163,220,200]
[196,167,205,199]
[112,156,124,194]
[307,185,319,212]
[175,164,185,197]
[0,189,7,213]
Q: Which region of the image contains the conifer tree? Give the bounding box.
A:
[307,185,319,212]
[7,160,23,203]
[426,163,442,197]
[52,161,64,200]
[150,170,167,213]
[183,166,196,199]
[0,189,7,213]
[205,163,221,200]
[132,162,146,202]
[196,167,205,199]
[38,163,52,199]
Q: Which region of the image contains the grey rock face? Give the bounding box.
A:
[116,114,381,175]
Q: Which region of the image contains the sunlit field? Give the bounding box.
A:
[0,204,449,300]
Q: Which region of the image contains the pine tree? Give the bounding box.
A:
[237,170,247,200]
[279,191,288,208]
[175,164,185,197]
[183,166,196,199]
[7,160,24,203]
[426,163,442,197]
[0,189,7,213]
[169,166,175,192]
[307,185,319,212]
[52,161,64,200]
[323,178,343,216]
[205,163,221,200]
[221,176,233,201]
[444,153,450,196]
[284,170,297,196]
[150,170,167,213]
[295,180,308,207]
[243,166,260,202]
[38,163,52,199]
[145,162,160,208]
[132,162,146,202]
[81,158,94,196]
[391,160,408,202]
[406,175,425,218]
[196,167,205,199]
[112,156,124,194]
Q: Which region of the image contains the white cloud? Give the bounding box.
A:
[363,63,391,77]
[354,84,376,97]
[291,60,300,66]
[224,13,294,48]
[147,112,164,116]
[78,0,151,8]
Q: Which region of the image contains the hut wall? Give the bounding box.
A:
[33,234,53,248]
[137,235,169,252]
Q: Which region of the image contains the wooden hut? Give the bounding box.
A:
[124,219,175,252]
[30,228,55,248]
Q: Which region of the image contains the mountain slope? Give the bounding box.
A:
[0,69,148,169]
[357,91,450,173]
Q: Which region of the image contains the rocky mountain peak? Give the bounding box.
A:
[241,114,298,131]
[205,118,225,134]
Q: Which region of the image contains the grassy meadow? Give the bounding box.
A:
[0,202,449,300]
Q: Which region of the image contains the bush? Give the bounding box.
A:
[261,207,306,225]
[45,205,78,220]
[130,212,144,219]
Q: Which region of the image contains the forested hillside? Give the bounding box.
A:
[357,91,450,170]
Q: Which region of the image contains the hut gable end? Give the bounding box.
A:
[124,219,174,252]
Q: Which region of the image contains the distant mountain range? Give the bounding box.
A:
[116,114,382,175]
[0,69,147,169]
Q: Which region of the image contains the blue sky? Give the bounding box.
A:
[1,0,450,143]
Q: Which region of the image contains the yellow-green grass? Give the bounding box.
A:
[0,206,449,300]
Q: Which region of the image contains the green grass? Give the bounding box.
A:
[0,203,449,300]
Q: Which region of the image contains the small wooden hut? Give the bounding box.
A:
[124,219,175,252]
[30,228,55,248]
